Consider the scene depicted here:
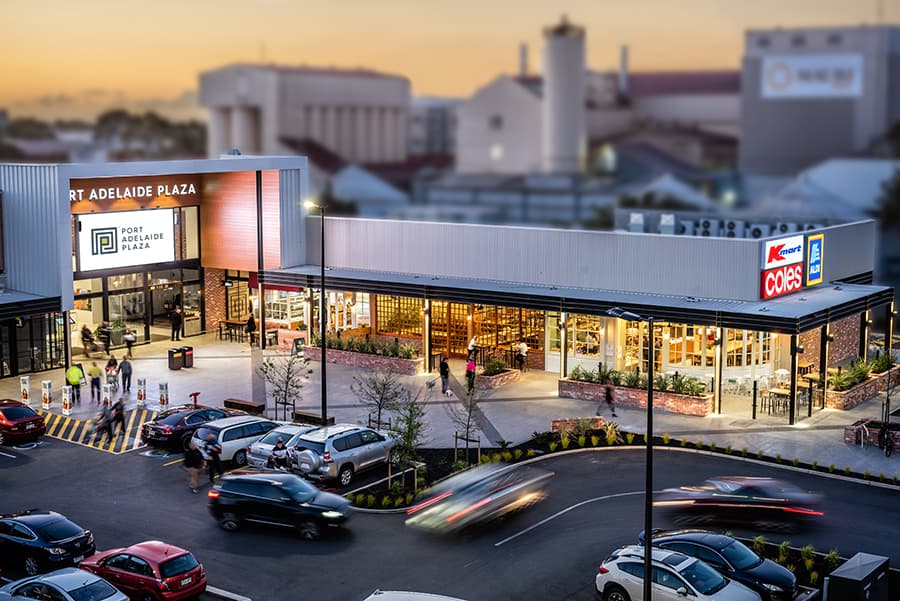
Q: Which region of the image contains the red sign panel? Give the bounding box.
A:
[760,264,804,299]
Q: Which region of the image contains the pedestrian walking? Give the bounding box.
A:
[65,364,84,404]
[467,336,479,360]
[88,361,102,404]
[170,307,183,341]
[184,442,205,494]
[886,431,895,457]
[465,358,476,395]
[245,314,257,345]
[516,341,529,372]
[81,325,96,357]
[95,401,114,443]
[117,356,133,393]
[202,433,223,484]
[111,397,126,437]
[598,385,618,418]
[98,321,112,356]
[123,328,136,358]
[439,355,451,396]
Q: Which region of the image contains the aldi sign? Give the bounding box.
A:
[762,235,805,270]
[807,234,824,286]
[761,264,805,300]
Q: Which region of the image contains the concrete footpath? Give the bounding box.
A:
[4,332,900,479]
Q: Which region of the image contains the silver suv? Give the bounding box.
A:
[292,424,398,487]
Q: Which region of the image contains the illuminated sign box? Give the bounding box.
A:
[807,234,824,286]
[77,209,175,272]
[761,53,863,99]
[761,264,804,300]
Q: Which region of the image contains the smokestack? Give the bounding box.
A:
[519,43,528,76]
[541,15,586,174]
[618,45,629,98]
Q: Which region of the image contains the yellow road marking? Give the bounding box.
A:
[164,457,185,467]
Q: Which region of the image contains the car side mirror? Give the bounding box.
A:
[676,587,689,597]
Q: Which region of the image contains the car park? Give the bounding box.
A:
[405,463,554,534]
[639,529,799,601]
[190,415,279,466]
[246,424,318,469]
[0,399,46,446]
[0,567,128,601]
[79,540,206,601]
[595,544,762,601]
[207,469,352,540]
[0,510,96,577]
[291,423,398,487]
[140,405,245,451]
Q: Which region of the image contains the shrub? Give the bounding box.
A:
[643,433,648,444]
[809,571,819,586]
[844,466,851,476]
[752,536,766,555]
[777,540,792,564]
[549,441,558,452]
[491,453,503,463]
[569,365,587,381]
[662,434,670,445]
[653,373,670,392]
[757,450,764,459]
[709,442,717,452]
[725,445,732,455]
[624,370,642,388]
[483,358,508,377]
[792,458,799,467]
[560,432,571,450]
[480,454,491,464]
[741,447,748,457]
[695,440,704,450]
[864,470,871,480]
[513,449,523,461]
[591,435,600,447]
[775,453,782,463]
[573,418,594,437]
[394,496,405,508]
[870,352,894,374]
[527,448,536,458]
[824,550,841,571]
[801,545,815,572]
[532,431,553,445]
[452,460,468,472]
[879,472,886,482]
[355,493,366,505]
[577,435,587,448]
[626,432,635,444]
[502,450,513,462]
[405,492,414,505]
[390,480,402,496]
[812,460,818,470]
[605,423,623,446]
[398,343,417,359]
[680,438,687,447]
[828,463,835,473]
[366,494,376,507]
[381,495,393,508]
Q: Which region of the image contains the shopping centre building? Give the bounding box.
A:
[0,157,894,424]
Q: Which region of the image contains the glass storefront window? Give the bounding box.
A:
[548,312,600,357]
[108,272,145,291]
[74,277,103,295]
[376,295,423,337]
[353,293,370,328]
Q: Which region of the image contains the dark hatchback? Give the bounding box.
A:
[140,405,245,451]
[640,529,800,601]
[0,399,46,445]
[207,470,351,540]
[0,510,96,577]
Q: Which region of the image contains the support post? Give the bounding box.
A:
[789,334,799,425]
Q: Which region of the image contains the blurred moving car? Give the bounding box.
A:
[654,476,823,530]
[247,424,318,469]
[405,463,554,534]
[208,470,351,540]
[595,545,762,601]
[140,405,245,451]
[80,540,206,601]
[0,399,46,446]
[0,568,128,601]
[292,424,398,487]
[639,529,798,601]
[0,510,95,576]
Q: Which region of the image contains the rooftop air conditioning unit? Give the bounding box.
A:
[676,220,695,236]
[697,217,720,237]
[748,223,771,239]
[721,219,745,238]
[802,223,825,231]
[629,212,646,233]
[774,222,798,234]
[658,213,676,235]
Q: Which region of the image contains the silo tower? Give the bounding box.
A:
[541,15,586,174]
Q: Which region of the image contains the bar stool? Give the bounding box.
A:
[760,391,772,414]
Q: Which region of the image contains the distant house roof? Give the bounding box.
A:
[512,75,543,97]
[279,137,347,174]
[628,71,740,96]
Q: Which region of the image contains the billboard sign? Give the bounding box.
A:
[762,234,805,270]
[77,209,175,272]
[762,54,863,98]
[806,233,824,286]
[761,264,805,300]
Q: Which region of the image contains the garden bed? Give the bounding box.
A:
[558,379,714,416]
[302,346,425,375]
[475,368,521,390]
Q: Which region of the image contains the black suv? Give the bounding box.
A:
[207,470,351,540]
[0,510,96,577]
[640,529,799,601]
[140,405,245,451]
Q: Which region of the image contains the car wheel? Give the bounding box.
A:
[180,433,193,452]
[0,430,5,445]
[233,449,247,466]
[338,465,354,487]
[24,555,40,576]
[603,585,631,601]
[297,520,321,541]
[219,512,240,532]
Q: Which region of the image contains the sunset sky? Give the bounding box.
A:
[2,0,896,121]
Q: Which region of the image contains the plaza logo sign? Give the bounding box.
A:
[759,234,806,300]
[761,234,804,270]
[77,209,175,272]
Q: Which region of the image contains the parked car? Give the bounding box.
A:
[405,463,554,534]
[595,545,762,601]
[190,415,279,466]
[80,540,206,601]
[140,405,245,451]
[639,529,797,601]
[0,567,128,601]
[291,424,398,487]
[0,399,46,446]
[654,476,823,530]
[0,510,96,577]
[207,469,351,540]
[247,424,318,469]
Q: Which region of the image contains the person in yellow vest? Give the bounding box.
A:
[65,364,84,404]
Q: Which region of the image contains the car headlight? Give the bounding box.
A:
[761,583,783,592]
[321,510,344,519]
[48,547,66,555]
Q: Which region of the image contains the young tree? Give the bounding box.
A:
[392,385,429,477]
[351,369,404,428]
[257,352,313,421]
[447,391,481,464]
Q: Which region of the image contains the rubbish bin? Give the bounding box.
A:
[167,348,183,370]
[180,346,194,368]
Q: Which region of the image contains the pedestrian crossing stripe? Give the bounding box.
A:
[36,408,157,454]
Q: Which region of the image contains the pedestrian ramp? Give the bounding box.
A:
[36,408,157,454]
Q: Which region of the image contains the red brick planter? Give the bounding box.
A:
[302,346,425,376]
[558,379,714,417]
[476,369,521,390]
[825,365,900,410]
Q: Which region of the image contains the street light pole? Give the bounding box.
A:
[305,200,327,424]
[607,307,653,601]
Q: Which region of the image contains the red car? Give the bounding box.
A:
[0,399,46,445]
[80,540,206,601]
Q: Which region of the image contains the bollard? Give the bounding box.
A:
[159,383,169,411]
[807,379,813,418]
[20,375,30,405]
[752,380,758,420]
[41,380,52,410]
[62,386,72,417]
[136,378,146,407]
[103,383,112,406]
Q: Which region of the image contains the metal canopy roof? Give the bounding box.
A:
[265,266,893,334]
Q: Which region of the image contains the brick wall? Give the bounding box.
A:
[558,380,714,416]
[797,314,861,372]
[476,369,521,390]
[826,364,900,410]
[551,417,607,433]
[204,268,226,332]
[302,346,425,375]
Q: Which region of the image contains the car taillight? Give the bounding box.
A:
[598,565,609,574]
[208,490,220,499]
[0,415,10,427]
[157,579,170,591]
[323,451,332,463]
[161,426,172,435]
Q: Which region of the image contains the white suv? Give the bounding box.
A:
[292,424,398,487]
[595,545,762,601]
[191,415,279,466]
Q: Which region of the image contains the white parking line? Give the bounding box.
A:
[0,450,17,459]
[494,490,644,547]
[206,585,252,601]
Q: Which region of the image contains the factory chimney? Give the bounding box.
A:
[541,15,586,174]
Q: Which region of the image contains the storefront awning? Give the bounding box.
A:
[0,290,62,321]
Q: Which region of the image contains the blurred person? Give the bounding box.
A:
[111,397,126,437]
[439,355,451,397]
[65,363,84,404]
[267,438,290,469]
[184,441,205,493]
[88,361,103,404]
[516,341,528,372]
[81,325,96,357]
[203,433,223,484]
[170,306,183,341]
[98,321,112,356]
[123,328,136,358]
[117,355,132,393]
[466,358,476,394]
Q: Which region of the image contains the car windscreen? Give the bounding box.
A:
[295,439,325,454]
[720,539,762,570]
[32,517,84,541]
[160,552,200,578]
[284,477,319,502]
[68,579,118,601]
[679,559,727,595]
[156,410,189,425]
[1,406,37,420]
[260,430,291,445]
[194,426,217,441]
